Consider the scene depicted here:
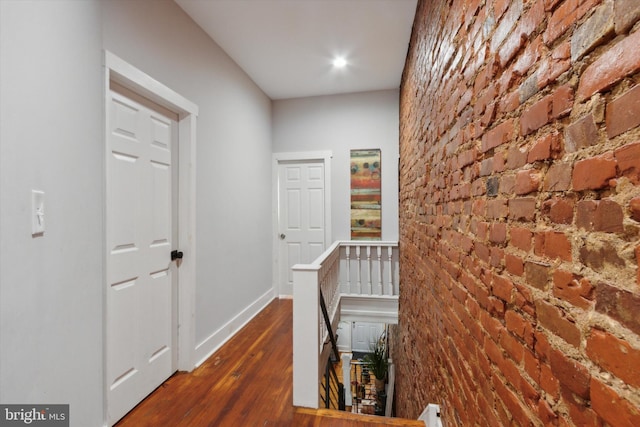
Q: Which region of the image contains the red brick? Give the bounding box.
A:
[552,84,574,118]
[482,119,516,152]
[490,222,507,244]
[508,197,536,221]
[505,253,524,276]
[607,85,640,138]
[481,310,504,343]
[630,197,640,222]
[614,0,640,34]
[565,113,599,153]
[490,0,523,54]
[535,329,552,361]
[542,197,574,224]
[576,199,624,232]
[506,145,528,170]
[500,90,520,114]
[487,199,509,219]
[528,132,554,163]
[586,328,640,388]
[500,330,525,363]
[490,247,505,268]
[544,0,601,46]
[544,162,572,191]
[499,174,515,194]
[572,152,617,190]
[505,309,534,344]
[500,0,545,68]
[493,151,505,173]
[521,95,552,136]
[540,363,560,400]
[480,158,493,176]
[514,169,541,195]
[510,227,533,252]
[541,231,572,261]
[578,28,640,101]
[525,261,551,290]
[538,46,571,90]
[514,35,542,76]
[596,282,640,336]
[571,0,614,61]
[553,269,594,309]
[536,300,581,347]
[493,273,514,302]
[549,347,590,398]
[614,141,640,184]
[591,378,640,427]
[514,284,536,318]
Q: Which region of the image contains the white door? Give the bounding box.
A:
[352,322,385,353]
[278,161,326,296]
[106,85,178,425]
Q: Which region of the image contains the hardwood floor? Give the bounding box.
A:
[115,298,423,427]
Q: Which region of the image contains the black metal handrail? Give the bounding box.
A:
[319,289,345,410]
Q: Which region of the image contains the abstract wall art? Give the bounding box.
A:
[350,149,381,240]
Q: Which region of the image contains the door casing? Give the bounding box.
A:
[103,51,198,424]
[272,151,332,297]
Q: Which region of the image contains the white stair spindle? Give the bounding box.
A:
[356,246,361,294]
[388,245,394,295]
[377,245,383,295]
[366,246,372,295]
[345,245,351,293]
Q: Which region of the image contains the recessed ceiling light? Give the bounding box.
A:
[332,56,347,68]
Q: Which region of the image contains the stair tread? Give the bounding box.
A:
[295,407,425,426]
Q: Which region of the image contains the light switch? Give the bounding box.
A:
[32,190,45,235]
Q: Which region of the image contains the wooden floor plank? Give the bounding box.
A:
[115,298,421,427]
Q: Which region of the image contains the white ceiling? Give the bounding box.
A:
[175,0,417,100]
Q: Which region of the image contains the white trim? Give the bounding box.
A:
[193,288,277,367]
[103,51,198,425]
[272,151,332,297]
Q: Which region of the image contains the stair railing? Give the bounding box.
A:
[319,289,345,410]
[292,240,399,408]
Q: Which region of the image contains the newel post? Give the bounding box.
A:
[292,264,321,408]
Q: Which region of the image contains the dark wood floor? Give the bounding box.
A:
[115,298,423,427]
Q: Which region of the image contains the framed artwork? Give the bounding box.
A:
[350,149,381,240]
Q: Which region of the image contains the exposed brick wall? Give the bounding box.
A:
[394,0,640,425]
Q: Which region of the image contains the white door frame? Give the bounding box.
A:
[103,51,198,421]
[272,151,332,297]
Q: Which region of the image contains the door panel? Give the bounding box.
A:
[278,161,326,296]
[107,88,177,425]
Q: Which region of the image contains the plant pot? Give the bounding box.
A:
[375,378,385,392]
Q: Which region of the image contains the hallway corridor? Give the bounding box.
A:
[115,298,422,426]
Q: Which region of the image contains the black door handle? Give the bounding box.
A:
[171,250,183,261]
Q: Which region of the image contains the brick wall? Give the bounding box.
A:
[394,0,640,425]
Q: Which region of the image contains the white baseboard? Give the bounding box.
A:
[194,287,277,367]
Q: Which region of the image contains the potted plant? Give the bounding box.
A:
[364,332,388,392]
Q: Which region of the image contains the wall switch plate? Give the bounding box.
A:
[32,190,45,235]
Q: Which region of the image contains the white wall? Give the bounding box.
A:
[272,90,400,241]
[0,1,104,426]
[101,0,274,364]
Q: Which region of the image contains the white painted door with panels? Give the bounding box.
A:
[277,160,326,296]
[106,85,179,425]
